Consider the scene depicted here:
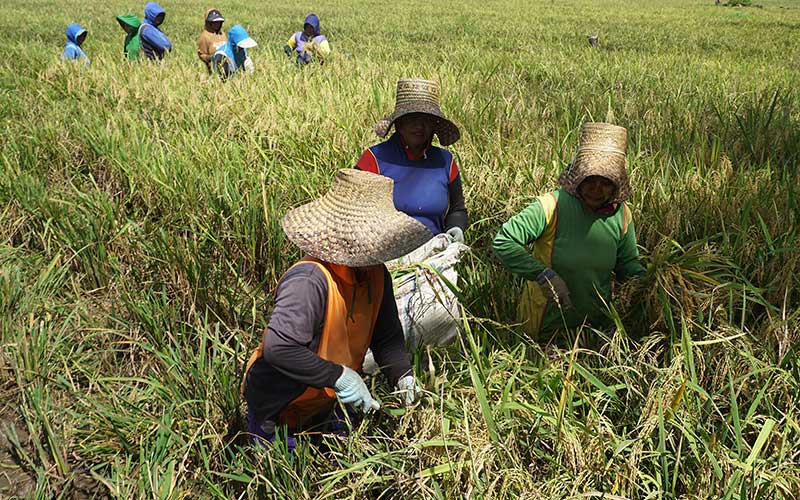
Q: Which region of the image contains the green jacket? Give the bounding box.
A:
[493,189,644,335]
[116,14,141,61]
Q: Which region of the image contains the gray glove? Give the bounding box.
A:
[445,226,464,243]
[395,375,422,407]
[536,268,573,309]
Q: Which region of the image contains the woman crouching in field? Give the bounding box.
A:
[62,23,89,65]
[212,25,257,79]
[242,170,425,448]
[283,13,331,65]
[492,122,644,344]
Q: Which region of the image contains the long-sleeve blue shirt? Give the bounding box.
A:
[140,2,172,60]
[62,23,89,65]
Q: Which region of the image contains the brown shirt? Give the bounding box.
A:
[197,29,227,63]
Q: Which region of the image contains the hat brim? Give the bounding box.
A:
[376,106,461,146]
[282,202,432,267]
[237,38,257,49]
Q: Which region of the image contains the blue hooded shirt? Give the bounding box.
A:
[139,2,172,59]
[62,23,89,64]
[214,25,255,77]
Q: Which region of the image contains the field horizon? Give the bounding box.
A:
[2,0,799,498]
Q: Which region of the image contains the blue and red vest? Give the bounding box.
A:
[367,133,452,235]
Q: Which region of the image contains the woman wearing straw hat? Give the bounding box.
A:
[493,123,645,340]
[242,170,429,447]
[355,79,467,243]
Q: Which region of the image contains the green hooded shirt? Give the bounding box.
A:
[116,14,141,61]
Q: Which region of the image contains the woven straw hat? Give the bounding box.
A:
[557,122,631,203]
[374,79,461,146]
[281,169,433,267]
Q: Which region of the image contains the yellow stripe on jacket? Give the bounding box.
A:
[517,192,558,338]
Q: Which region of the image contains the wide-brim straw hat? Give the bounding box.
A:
[374,79,461,147]
[557,122,631,204]
[281,169,433,267]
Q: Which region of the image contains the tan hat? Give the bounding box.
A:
[557,122,631,203]
[374,79,461,147]
[281,169,433,267]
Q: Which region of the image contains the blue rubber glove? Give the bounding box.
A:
[395,375,422,407]
[334,366,380,412]
[445,227,464,243]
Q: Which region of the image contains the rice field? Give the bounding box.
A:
[1,0,800,498]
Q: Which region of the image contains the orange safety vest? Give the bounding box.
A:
[242,258,385,429]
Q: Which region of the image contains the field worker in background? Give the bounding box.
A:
[62,23,89,65]
[242,169,427,448]
[355,78,469,356]
[283,13,331,65]
[212,25,256,79]
[116,14,141,61]
[197,8,227,73]
[139,2,172,60]
[493,122,645,344]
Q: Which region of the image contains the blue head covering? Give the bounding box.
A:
[65,23,87,44]
[144,2,166,26]
[228,25,254,48]
[63,23,89,63]
[214,25,256,77]
[303,13,321,36]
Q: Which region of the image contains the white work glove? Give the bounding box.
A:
[395,375,422,407]
[334,366,380,413]
[445,226,464,243]
[243,56,254,73]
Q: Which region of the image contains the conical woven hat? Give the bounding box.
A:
[374,79,461,147]
[558,122,631,204]
[281,169,433,267]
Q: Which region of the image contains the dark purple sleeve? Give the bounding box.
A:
[369,267,412,385]
[445,174,468,231]
[261,263,344,388]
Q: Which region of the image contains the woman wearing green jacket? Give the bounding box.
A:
[492,122,645,340]
[116,14,141,60]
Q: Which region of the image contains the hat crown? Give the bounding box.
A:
[395,79,441,109]
[578,122,627,155]
[558,122,631,204]
[327,169,394,208]
[281,169,432,267]
[375,78,461,146]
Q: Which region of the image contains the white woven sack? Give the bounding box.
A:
[363,234,469,375]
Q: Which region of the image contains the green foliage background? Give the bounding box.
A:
[1,0,799,498]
